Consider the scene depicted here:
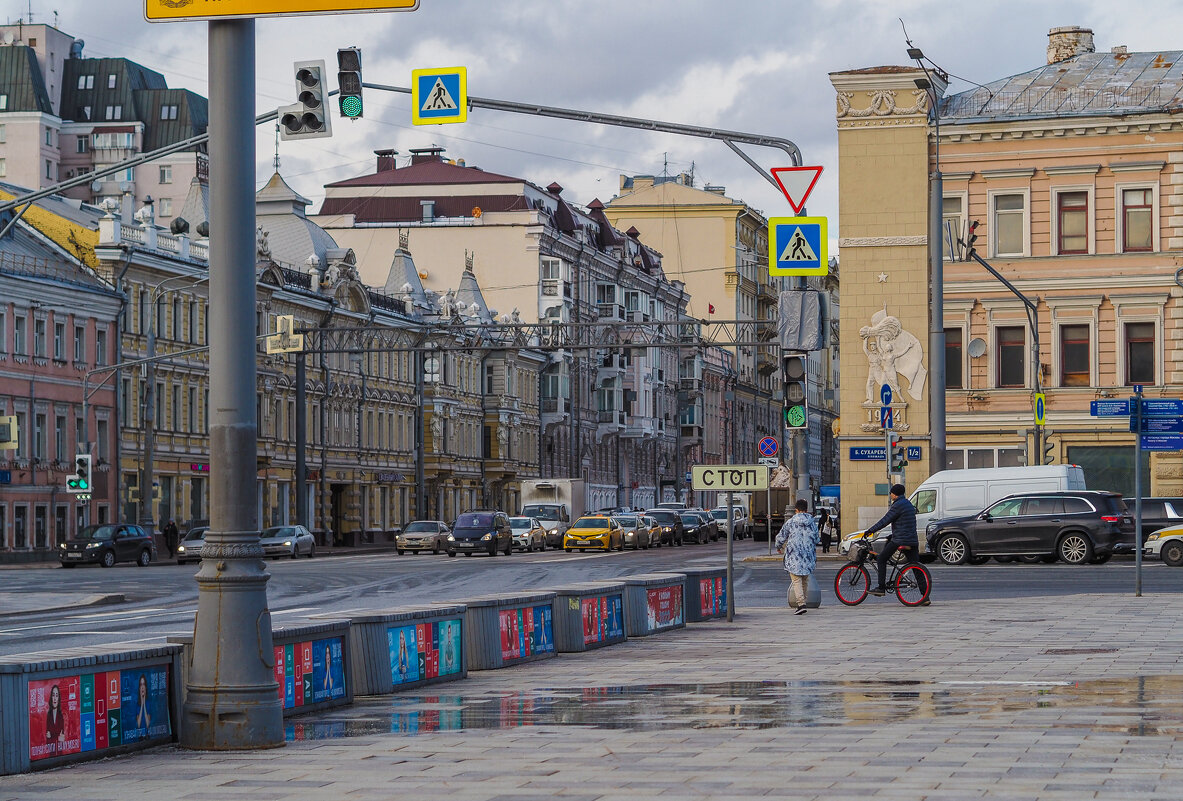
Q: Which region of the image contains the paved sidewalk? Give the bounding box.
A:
[4,590,1183,800]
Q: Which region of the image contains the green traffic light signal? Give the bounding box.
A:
[339,94,363,118]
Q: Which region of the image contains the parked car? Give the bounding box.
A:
[259,525,316,559]
[613,515,651,550]
[1132,497,1183,543]
[509,516,547,552]
[645,509,685,546]
[926,491,1136,565]
[448,511,513,557]
[640,515,664,548]
[690,510,721,542]
[397,520,450,555]
[710,507,749,538]
[564,515,623,552]
[60,524,156,568]
[1143,522,1183,566]
[175,526,209,565]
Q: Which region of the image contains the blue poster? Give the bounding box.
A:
[532,606,554,654]
[440,619,462,676]
[311,637,345,703]
[388,625,420,686]
[118,666,170,744]
[606,596,624,640]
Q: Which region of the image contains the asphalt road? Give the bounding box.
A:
[0,541,1178,658]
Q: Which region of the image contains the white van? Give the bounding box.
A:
[841,465,1088,556]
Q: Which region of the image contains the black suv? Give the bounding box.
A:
[644,509,685,546]
[60,524,156,568]
[927,491,1135,565]
[448,511,513,557]
[1131,497,1183,543]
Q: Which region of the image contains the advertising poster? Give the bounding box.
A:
[581,597,602,644]
[646,585,685,630]
[28,676,81,761]
[700,577,726,617]
[119,666,170,745]
[499,606,552,660]
[388,624,421,686]
[440,618,462,676]
[580,596,621,645]
[531,605,553,654]
[311,637,346,704]
[499,608,521,659]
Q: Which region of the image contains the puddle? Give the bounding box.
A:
[285,676,1183,741]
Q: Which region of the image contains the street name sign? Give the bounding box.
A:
[1132,417,1183,434]
[1090,400,1130,416]
[1141,434,1183,451]
[412,67,468,125]
[850,446,922,462]
[691,465,769,492]
[769,216,827,276]
[146,0,418,21]
[1141,399,1183,417]
[770,166,823,215]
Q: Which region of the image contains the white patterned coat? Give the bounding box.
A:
[775,512,820,576]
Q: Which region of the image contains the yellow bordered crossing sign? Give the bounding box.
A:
[1035,392,1046,426]
[146,0,418,22]
[412,67,468,125]
[769,216,827,277]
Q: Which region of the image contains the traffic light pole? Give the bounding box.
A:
[181,19,283,751]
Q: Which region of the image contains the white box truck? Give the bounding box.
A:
[520,479,586,549]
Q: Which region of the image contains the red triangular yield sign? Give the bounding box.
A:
[771,166,823,215]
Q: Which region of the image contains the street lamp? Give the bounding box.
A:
[142,271,209,539]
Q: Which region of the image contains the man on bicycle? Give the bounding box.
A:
[864,484,928,602]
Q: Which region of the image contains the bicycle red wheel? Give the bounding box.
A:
[896,564,931,606]
[834,563,870,606]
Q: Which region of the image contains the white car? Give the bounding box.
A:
[175,526,208,565]
[1145,523,1183,566]
[709,507,749,538]
[259,525,316,559]
[509,516,547,552]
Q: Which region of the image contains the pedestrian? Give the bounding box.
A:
[775,499,820,615]
[818,508,833,554]
[162,519,178,559]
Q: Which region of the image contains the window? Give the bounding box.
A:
[1122,188,1153,252]
[996,326,1025,388]
[942,196,963,259]
[992,194,1025,257]
[160,104,178,120]
[913,489,936,515]
[44,127,52,146]
[55,415,66,462]
[188,387,197,432]
[104,105,123,121]
[33,413,45,460]
[105,106,114,120]
[0,310,6,352]
[0,95,8,111]
[1056,191,1088,254]
[159,165,172,184]
[172,385,180,431]
[0,124,6,143]
[987,497,1024,518]
[77,74,94,90]
[76,136,87,154]
[1126,322,1155,386]
[53,322,64,360]
[1059,325,1090,386]
[33,319,46,357]
[107,73,117,89]
[95,329,107,366]
[944,328,963,389]
[74,325,85,362]
[159,198,172,217]
[45,160,53,180]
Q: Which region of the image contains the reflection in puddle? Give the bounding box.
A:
[285,676,1183,741]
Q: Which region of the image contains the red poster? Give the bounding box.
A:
[499,610,513,659]
[646,585,685,629]
[94,672,110,750]
[29,676,82,761]
[273,646,285,699]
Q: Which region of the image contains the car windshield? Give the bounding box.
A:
[183,528,207,541]
[404,522,436,533]
[613,516,637,527]
[680,514,699,525]
[262,527,295,538]
[509,517,533,529]
[522,504,560,518]
[77,524,116,541]
[647,511,677,523]
[711,510,729,520]
[571,518,608,529]
[456,513,494,528]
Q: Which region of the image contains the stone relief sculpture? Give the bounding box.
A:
[860,307,927,405]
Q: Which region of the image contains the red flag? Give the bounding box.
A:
[708,303,715,315]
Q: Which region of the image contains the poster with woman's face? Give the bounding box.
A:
[312,637,346,702]
[120,666,170,744]
[387,625,420,686]
[28,677,81,761]
[440,619,462,676]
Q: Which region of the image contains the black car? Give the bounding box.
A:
[60,524,157,568]
[447,511,513,557]
[679,512,710,544]
[927,491,1135,565]
[645,509,685,546]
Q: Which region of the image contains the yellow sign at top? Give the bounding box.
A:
[146,0,418,22]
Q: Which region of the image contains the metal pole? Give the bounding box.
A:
[295,352,307,528]
[81,377,91,528]
[929,170,946,474]
[182,19,283,750]
[766,483,772,556]
[726,489,734,623]
[1135,388,1143,597]
[415,347,425,518]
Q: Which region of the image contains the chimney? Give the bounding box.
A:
[1047,26,1095,64]
[410,146,445,165]
[374,148,398,173]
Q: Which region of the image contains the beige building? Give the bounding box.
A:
[833,26,1183,528]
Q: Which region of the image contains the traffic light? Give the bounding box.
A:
[67,454,92,493]
[888,433,908,471]
[337,47,363,119]
[279,60,333,141]
[962,220,980,259]
[782,353,808,430]
[1044,439,1055,465]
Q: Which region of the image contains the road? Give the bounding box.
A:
[0,541,1179,658]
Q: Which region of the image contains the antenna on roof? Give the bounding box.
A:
[273,123,280,172]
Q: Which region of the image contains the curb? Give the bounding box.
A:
[0,592,125,619]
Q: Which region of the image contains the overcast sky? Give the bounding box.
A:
[8,0,1183,247]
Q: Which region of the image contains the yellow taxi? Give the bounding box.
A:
[563,515,623,552]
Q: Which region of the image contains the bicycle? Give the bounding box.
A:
[834,540,932,606]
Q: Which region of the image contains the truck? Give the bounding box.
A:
[520,479,586,549]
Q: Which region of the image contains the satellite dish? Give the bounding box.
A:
[3,33,14,46]
[968,337,987,358]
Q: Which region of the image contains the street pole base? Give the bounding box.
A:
[181,688,285,751]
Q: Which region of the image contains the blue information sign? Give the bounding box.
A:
[1141,434,1183,451]
[1141,399,1183,417]
[0,470,9,484]
[1090,400,1130,416]
[1132,417,1183,434]
[880,407,893,429]
[850,446,922,461]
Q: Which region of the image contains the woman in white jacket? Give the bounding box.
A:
[775,499,820,615]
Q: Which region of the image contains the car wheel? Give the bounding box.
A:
[968,555,990,565]
[448,550,456,558]
[307,545,315,559]
[291,545,299,559]
[101,550,116,568]
[1162,541,1183,566]
[937,534,969,565]
[1058,533,1094,565]
[504,543,512,556]
[993,556,1017,563]
[397,549,405,556]
[137,549,152,567]
[1018,554,1043,564]
[1089,553,1113,564]
[565,548,572,552]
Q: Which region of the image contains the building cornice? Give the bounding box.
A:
[939,112,1183,143]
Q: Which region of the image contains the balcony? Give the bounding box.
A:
[596,351,626,382]
[678,376,702,398]
[596,303,624,321]
[757,351,778,376]
[540,396,569,427]
[621,418,656,439]
[596,408,625,441]
[681,422,703,441]
[625,309,650,323]
[541,279,571,299]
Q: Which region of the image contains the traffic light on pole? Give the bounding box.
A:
[782,353,808,430]
[1044,439,1055,465]
[888,432,908,472]
[337,47,363,119]
[67,454,92,493]
[279,60,333,141]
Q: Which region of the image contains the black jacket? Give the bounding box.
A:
[865,497,918,548]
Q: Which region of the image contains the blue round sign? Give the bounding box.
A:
[880,384,893,405]
[758,437,779,457]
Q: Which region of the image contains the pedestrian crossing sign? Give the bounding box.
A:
[769,216,827,276]
[411,67,468,125]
